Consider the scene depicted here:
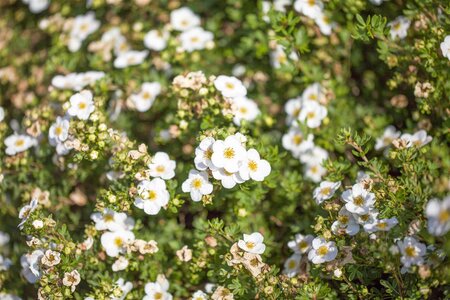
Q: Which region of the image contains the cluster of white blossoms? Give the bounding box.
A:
[51,71,105,91]
[143,7,213,54]
[387,16,411,40]
[237,232,266,254]
[294,0,335,35]
[396,237,427,274]
[134,152,176,215]
[282,83,329,182]
[213,75,261,126]
[375,126,433,151]
[283,233,338,277]
[183,132,271,201]
[67,12,101,52]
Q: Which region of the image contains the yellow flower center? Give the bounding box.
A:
[225,82,235,89]
[299,241,308,251]
[405,246,416,257]
[156,165,165,173]
[223,147,235,159]
[307,111,316,119]
[154,292,163,300]
[204,148,213,159]
[246,241,255,249]
[190,36,200,43]
[239,106,248,114]
[292,135,303,145]
[191,178,202,189]
[338,215,349,225]
[104,214,114,222]
[114,237,123,247]
[293,108,300,117]
[142,91,152,100]
[317,245,329,256]
[288,259,297,269]
[320,187,331,196]
[78,102,87,109]
[15,139,25,147]
[377,222,388,229]
[55,126,63,135]
[353,196,364,206]
[438,210,449,223]
[309,94,318,101]
[248,160,258,172]
[310,166,318,174]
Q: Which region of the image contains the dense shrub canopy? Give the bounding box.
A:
[0,0,449,299]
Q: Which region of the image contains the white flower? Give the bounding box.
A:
[274,0,292,12]
[230,97,260,126]
[364,217,398,233]
[148,152,176,180]
[62,270,81,292]
[369,0,384,5]
[114,50,148,68]
[170,7,200,31]
[179,27,214,52]
[238,149,271,181]
[112,278,133,300]
[282,127,314,158]
[397,237,426,268]
[341,183,376,215]
[211,136,246,173]
[214,75,247,99]
[194,137,216,171]
[20,250,44,283]
[284,97,302,125]
[100,27,129,55]
[22,0,49,13]
[238,232,266,254]
[304,162,327,183]
[287,234,314,254]
[388,16,411,40]
[51,71,105,91]
[212,167,245,189]
[313,181,341,204]
[18,198,38,229]
[270,44,299,69]
[100,230,135,257]
[298,100,327,128]
[294,0,324,19]
[400,130,432,148]
[144,29,169,51]
[302,83,325,103]
[4,134,36,156]
[192,290,208,300]
[426,196,450,236]
[299,145,328,165]
[32,220,44,229]
[41,250,61,267]
[68,12,100,52]
[315,12,335,36]
[112,256,129,272]
[0,106,4,122]
[90,208,128,232]
[49,117,70,143]
[67,90,95,120]
[0,255,12,271]
[182,170,213,202]
[130,82,161,112]
[440,35,450,60]
[0,231,10,247]
[355,210,379,227]
[307,237,338,264]
[283,254,301,278]
[144,275,172,300]
[331,208,360,236]
[375,125,401,150]
[134,178,170,215]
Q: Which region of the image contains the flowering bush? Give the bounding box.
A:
[0,0,449,299]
